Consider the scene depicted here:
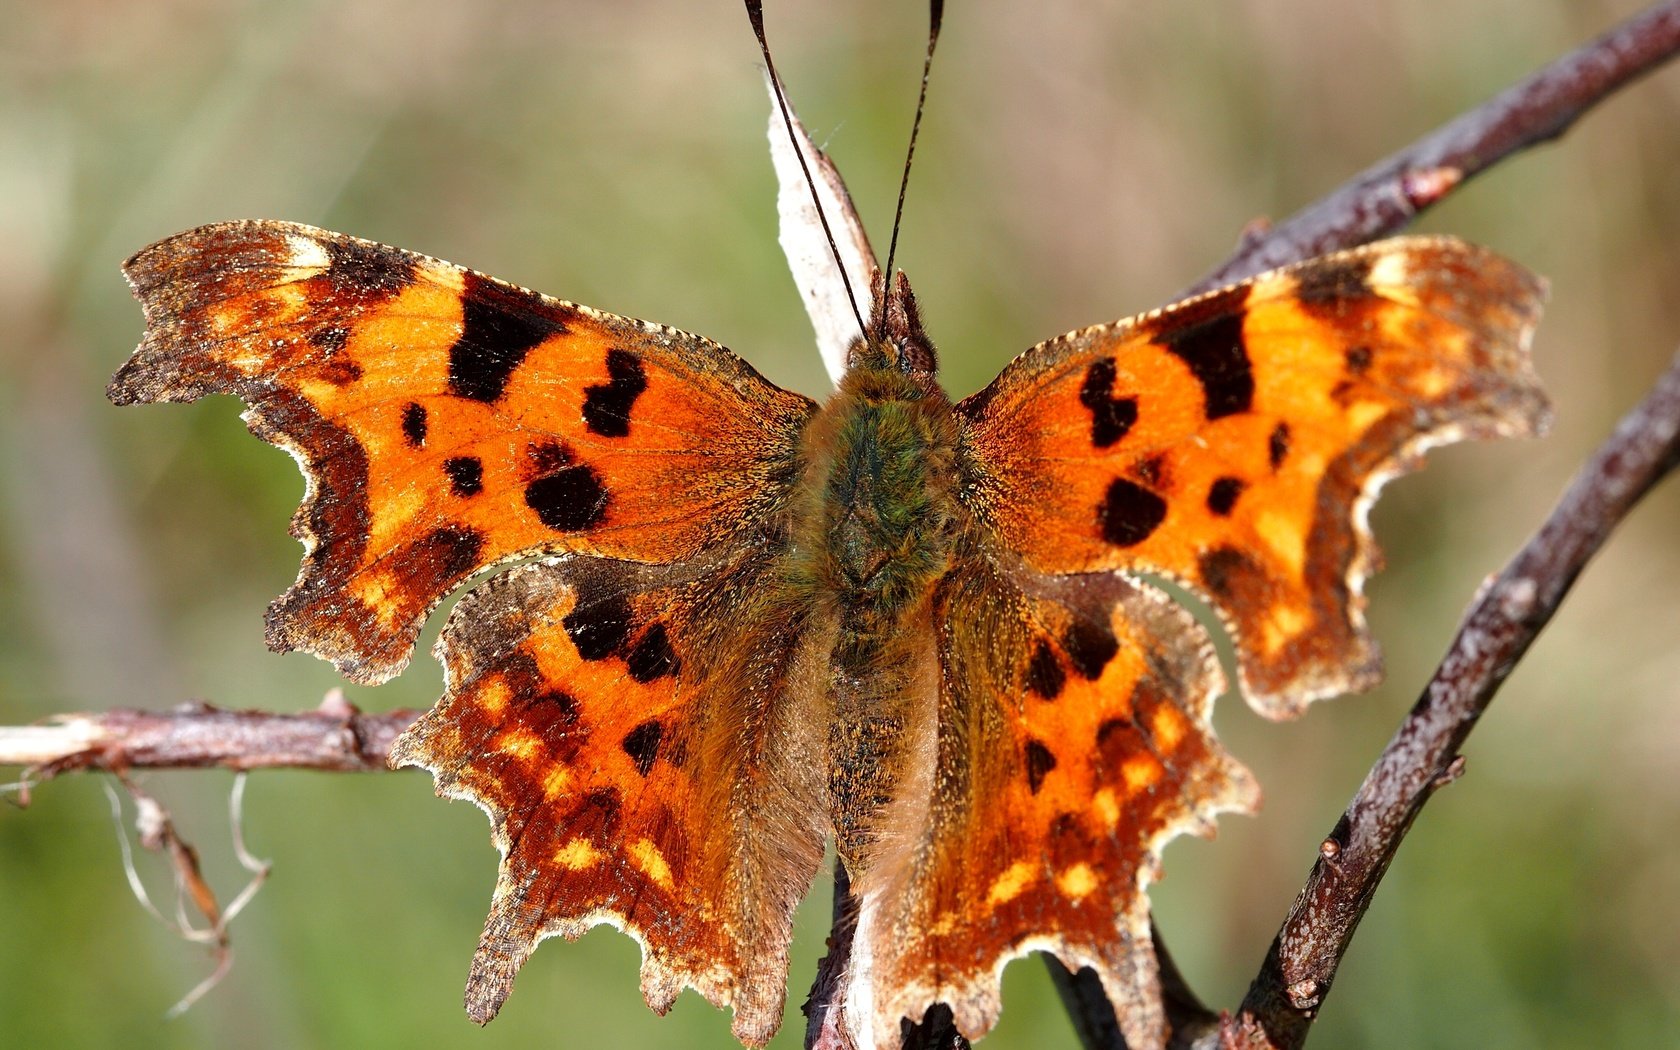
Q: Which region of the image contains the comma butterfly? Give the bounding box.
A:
[108,7,1548,1048]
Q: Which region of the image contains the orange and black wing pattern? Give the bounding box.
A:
[958,237,1548,716]
[846,553,1257,1050]
[111,221,816,683]
[390,550,830,1046]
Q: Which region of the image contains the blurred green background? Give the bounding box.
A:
[3,1,1678,1047]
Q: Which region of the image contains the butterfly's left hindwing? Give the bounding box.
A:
[112,221,816,683]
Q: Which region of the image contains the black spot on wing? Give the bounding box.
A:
[401,402,428,447]
[1157,286,1254,419]
[522,441,607,531]
[626,623,679,682]
[526,462,609,532]
[563,592,634,661]
[531,688,580,725]
[1025,640,1065,700]
[1095,716,1137,767]
[1199,545,1259,601]
[574,787,624,843]
[447,273,571,403]
[1098,478,1167,547]
[1076,358,1139,448]
[1025,739,1058,795]
[1269,422,1292,469]
[444,456,483,498]
[1295,254,1374,314]
[1063,618,1119,680]
[581,348,649,438]
[1207,476,1245,517]
[622,720,663,777]
[306,325,360,384]
[325,237,417,298]
[1346,344,1373,375]
[309,325,348,355]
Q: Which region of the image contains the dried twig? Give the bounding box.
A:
[1221,351,1680,1047]
[103,771,272,1017]
[1190,0,1680,293]
[1042,3,1680,1044]
[0,691,420,782]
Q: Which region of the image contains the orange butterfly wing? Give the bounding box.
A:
[112,220,830,1043]
[390,550,830,1045]
[846,554,1257,1050]
[957,237,1548,716]
[111,221,815,683]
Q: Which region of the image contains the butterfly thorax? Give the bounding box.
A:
[791,275,958,647]
[795,364,959,635]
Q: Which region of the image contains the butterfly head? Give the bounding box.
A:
[851,270,937,377]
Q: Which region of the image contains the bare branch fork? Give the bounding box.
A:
[4,3,1680,1049]
[1220,352,1680,1050]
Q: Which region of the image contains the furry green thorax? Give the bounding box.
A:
[790,273,961,660]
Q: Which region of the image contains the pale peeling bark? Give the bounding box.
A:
[767,74,879,387]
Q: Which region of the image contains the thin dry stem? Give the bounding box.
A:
[1220,348,1680,1049]
[0,692,421,781]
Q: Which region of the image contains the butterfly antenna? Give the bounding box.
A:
[877,0,944,338]
[745,0,869,341]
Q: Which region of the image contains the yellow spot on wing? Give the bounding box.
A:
[1149,705,1185,752]
[554,839,603,870]
[1256,508,1306,578]
[496,728,543,763]
[986,861,1037,907]
[352,572,400,625]
[631,839,674,891]
[476,678,511,719]
[285,232,333,273]
[1093,788,1120,831]
[1261,604,1311,656]
[1057,862,1098,900]
[542,763,573,800]
[1367,249,1411,289]
[1345,400,1388,434]
[1122,753,1161,793]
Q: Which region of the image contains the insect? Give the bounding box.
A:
[108,4,1547,1047]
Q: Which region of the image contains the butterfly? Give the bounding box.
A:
[108,39,1548,1050]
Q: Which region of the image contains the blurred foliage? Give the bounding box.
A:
[2,1,1678,1047]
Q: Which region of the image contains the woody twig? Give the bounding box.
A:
[1045,2,1680,1046]
[1190,0,1680,293]
[0,691,420,785]
[1223,345,1680,1049]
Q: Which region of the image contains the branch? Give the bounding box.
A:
[0,691,420,783]
[1189,0,1680,292]
[1223,346,1680,1049]
[1048,3,1680,1044]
